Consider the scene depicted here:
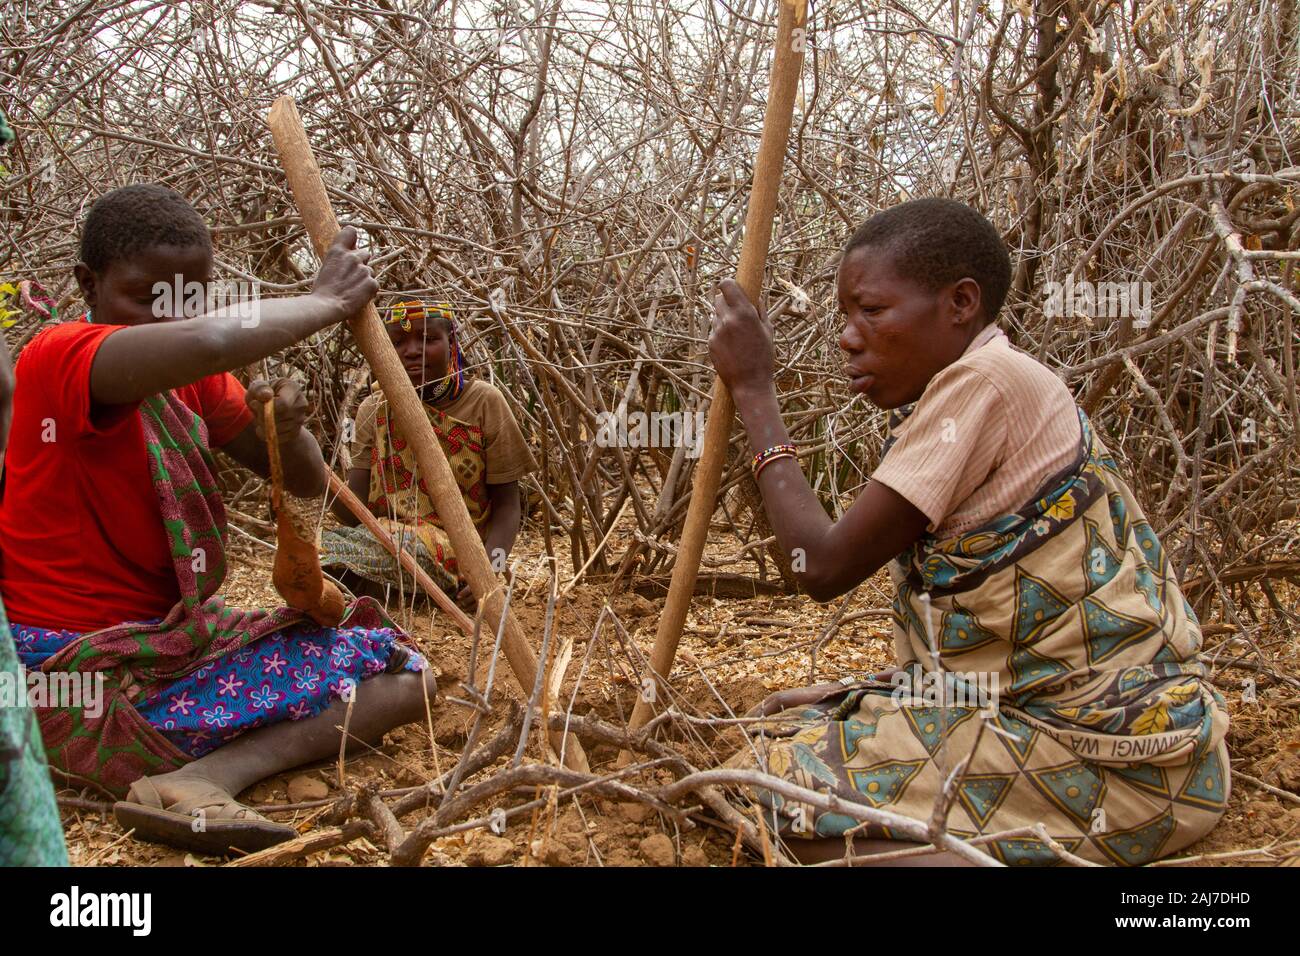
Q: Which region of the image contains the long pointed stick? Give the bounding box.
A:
[623,1,807,745]
[267,97,588,772]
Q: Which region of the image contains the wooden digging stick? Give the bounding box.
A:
[622,1,807,750]
[324,470,475,636]
[267,96,588,772]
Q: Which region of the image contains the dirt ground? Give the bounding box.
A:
[55,519,1300,868]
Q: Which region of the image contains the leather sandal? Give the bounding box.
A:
[113,776,298,856]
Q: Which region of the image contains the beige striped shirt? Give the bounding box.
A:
[871,324,1082,539]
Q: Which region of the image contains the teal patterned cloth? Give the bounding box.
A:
[0,100,64,865]
[0,598,68,865]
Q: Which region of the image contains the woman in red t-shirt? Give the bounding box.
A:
[0,184,438,854]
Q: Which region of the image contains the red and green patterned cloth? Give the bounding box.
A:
[32,390,419,798]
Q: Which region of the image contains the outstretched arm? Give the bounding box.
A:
[88,227,376,406]
[708,279,928,601]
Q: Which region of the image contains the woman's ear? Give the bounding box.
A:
[950,277,983,328]
[73,262,97,308]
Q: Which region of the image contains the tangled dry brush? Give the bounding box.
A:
[3,0,1299,864]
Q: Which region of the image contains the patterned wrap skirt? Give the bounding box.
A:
[14,619,424,760]
[727,411,1230,866]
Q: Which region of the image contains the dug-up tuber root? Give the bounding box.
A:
[263,402,345,626]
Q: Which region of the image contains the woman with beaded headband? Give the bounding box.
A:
[322,299,537,606]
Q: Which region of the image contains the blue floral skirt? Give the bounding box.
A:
[12,620,426,758]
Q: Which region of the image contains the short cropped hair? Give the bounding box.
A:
[79,184,211,272]
[844,198,1011,322]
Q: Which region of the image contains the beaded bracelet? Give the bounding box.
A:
[754,451,796,479]
[751,443,797,478]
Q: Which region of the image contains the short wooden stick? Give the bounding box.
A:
[324,470,475,635]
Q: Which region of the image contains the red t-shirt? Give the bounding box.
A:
[0,321,253,631]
